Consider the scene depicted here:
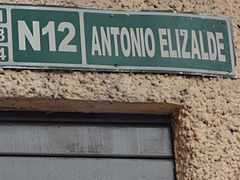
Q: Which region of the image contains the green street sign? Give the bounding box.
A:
[12,9,81,64]
[0,4,236,77]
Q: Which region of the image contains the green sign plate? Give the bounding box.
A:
[0,4,236,77]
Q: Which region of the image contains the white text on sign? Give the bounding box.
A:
[18,21,77,52]
[91,26,226,62]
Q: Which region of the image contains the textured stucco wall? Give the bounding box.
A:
[1,0,240,180]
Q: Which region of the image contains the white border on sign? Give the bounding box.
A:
[0,5,235,76]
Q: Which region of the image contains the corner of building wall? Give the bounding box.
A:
[171,106,190,180]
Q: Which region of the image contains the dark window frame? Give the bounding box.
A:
[0,111,176,179]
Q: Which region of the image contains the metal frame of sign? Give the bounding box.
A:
[0,4,236,77]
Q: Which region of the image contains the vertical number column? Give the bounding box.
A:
[0,9,8,62]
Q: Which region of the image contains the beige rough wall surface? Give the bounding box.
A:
[1,0,240,180]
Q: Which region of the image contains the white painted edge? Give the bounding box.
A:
[0,5,236,76]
